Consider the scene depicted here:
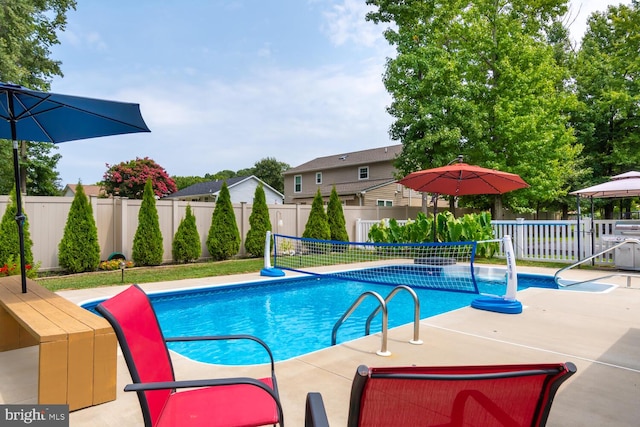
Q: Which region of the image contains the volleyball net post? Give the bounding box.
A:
[260,231,285,277]
[471,234,523,314]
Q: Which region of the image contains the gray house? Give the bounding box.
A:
[164,175,284,204]
[283,145,423,207]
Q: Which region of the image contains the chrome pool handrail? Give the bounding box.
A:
[365,285,422,345]
[331,291,390,356]
[554,238,640,288]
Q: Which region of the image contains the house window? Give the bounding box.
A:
[294,175,302,193]
[359,166,369,180]
[377,200,393,207]
[316,172,322,184]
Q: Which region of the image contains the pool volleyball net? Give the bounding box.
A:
[266,233,480,294]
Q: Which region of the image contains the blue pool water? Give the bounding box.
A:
[84,271,557,365]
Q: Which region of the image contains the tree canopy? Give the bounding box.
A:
[103,157,177,199]
[366,0,582,216]
[0,140,62,196]
[0,0,76,89]
[0,0,74,196]
[173,157,290,194]
[573,2,640,180]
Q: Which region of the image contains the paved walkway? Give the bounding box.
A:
[1,266,639,426]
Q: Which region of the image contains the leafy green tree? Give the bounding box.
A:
[327,186,348,242]
[207,158,289,194]
[0,190,36,277]
[172,204,201,263]
[172,176,210,191]
[572,2,640,217]
[103,157,177,199]
[0,0,75,196]
[206,182,240,260]
[132,179,163,266]
[366,0,580,216]
[244,185,272,257]
[206,170,237,181]
[0,140,62,196]
[58,182,100,273]
[0,0,76,89]
[235,168,254,177]
[302,189,330,240]
[252,157,290,193]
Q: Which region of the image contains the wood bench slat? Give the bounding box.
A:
[0,276,117,410]
[0,286,67,342]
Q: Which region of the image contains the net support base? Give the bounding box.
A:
[260,267,285,277]
[471,295,523,314]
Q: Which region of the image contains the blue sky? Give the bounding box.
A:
[49,0,628,186]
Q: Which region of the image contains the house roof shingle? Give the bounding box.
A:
[164,176,249,198]
[284,144,402,175]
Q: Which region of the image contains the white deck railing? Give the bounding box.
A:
[355,218,621,265]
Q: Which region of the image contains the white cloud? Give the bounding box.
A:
[322,0,381,47]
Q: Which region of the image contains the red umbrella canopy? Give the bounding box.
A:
[398,163,529,196]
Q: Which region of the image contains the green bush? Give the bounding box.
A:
[58,183,101,273]
[0,189,37,278]
[327,186,348,242]
[302,189,330,240]
[132,179,164,266]
[207,182,240,261]
[368,211,497,256]
[245,185,272,257]
[172,204,201,263]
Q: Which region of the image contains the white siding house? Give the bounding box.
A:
[163,175,284,204]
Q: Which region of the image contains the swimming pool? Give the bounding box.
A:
[84,268,564,365]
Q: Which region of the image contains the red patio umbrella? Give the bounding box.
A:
[398,161,529,240]
[398,162,529,196]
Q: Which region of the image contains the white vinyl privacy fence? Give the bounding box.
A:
[356,218,621,266]
[0,194,625,270]
[0,195,422,271]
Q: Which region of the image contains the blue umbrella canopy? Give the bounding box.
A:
[0,81,151,292]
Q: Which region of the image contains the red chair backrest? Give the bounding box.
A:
[97,285,175,427]
[350,363,576,427]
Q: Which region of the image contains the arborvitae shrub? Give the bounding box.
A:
[58,183,101,273]
[206,182,240,261]
[132,179,163,266]
[327,186,349,241]
[172,204,201,263]
[245,185,272,257]
[302,188,330,240]
[0,189,37,277]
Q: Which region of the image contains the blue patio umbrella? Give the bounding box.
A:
[0,82,150,293]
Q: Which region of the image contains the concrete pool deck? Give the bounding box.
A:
[1,265,639,426]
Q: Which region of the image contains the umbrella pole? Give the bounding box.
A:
[590,197,595,266]
[12,140,28,293]
[432,193,438,242]
[576,194,581,262]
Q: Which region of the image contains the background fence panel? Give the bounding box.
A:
[0,195,627,270]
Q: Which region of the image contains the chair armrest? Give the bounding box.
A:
[165,334,276,367]
[165,334,278,385]
[305,392,330,427]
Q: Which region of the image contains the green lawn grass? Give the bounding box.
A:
[37,258,264,291]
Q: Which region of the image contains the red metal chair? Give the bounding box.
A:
[96,284,283,427]
[306,362,576,427]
